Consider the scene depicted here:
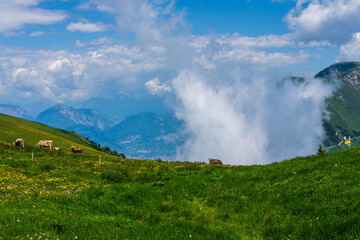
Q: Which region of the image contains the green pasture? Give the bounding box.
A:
[0,114,105,156]
[1,113,360,239]
[1,142,360,239]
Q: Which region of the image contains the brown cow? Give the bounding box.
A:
[12,138,24,147]
[37,140,53,150]
[71,146,83,154]
[208,158,223,165]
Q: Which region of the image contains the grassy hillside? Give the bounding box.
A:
[1,141,360,239]
[0,113,107,156]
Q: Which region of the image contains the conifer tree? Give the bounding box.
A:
[317,144,326,155]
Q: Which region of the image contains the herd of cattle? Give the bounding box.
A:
[12,139,223,164]
[12,138,83,154]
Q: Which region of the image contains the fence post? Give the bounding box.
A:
[32,152,34,161]
[99,155,101,164]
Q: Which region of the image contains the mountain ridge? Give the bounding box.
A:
[36,104,114,144]
[103,112,185,160]
[314,61,360,146]
[35,104,185,160]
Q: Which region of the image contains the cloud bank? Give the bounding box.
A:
[172,68,334,165]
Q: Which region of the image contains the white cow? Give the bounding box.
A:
[37,140,53,150]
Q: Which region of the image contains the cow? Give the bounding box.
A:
[71,146,83,154]
[37,140,53,150]
[12,138,24,147]
[208,158,223,165]
[54,147,60,151]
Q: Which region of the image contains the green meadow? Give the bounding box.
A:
[0,113,104,155]
[1,114,360,239]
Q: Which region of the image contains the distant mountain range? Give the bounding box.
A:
[0,104,32,120]
[34,104,185,160]
[36,104,113,140]
[102,112,185,159]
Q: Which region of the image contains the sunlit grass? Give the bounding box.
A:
[1,142,360,239]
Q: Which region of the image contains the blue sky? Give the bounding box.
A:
[176,0,294,35]
[0,0,360,112]
[2,0,360,163]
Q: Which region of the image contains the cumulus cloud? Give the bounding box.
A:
[67,22,108,33]
[0,44,166,103]
[338,32,360,61]
[0,30,314,106]
[145,77,172,94]
[0,0,67,34]
[285,0,360,44]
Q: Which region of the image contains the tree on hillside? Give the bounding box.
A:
[317,144,326,155]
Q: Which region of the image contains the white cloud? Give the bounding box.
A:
[67,22,107,33]
[75,38,113,47]
[0,31,317,105]
[216,34,295,48]
[145,77,172,94]
[189,35,311,68]
[285,0,360,44]
[173,69,334,165]
[214,49,310,67]
[79,0,186,42]
[0,43,166,103]
[0,0,67,33]
[30,31,45,37]
[338,32,360,61]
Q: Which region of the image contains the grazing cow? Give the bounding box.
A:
[12,138,24,147]
[208,158,223,165]
[54,147,60,151]
[71,146,83,154]
[37,140,53,150]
